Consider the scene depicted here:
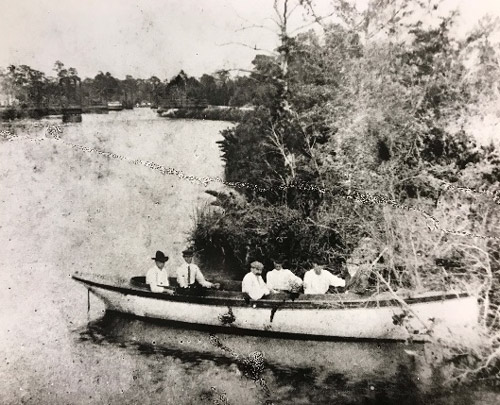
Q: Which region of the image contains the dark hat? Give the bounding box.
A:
[182,248,195,257]
[152,251,169,262]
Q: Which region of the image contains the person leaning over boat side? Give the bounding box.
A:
[242,261,271,300]
[146,250,170,293]
[266,257,302,292]
[303,260,346,294]
[176,248,219,289]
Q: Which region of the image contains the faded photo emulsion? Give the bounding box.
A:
[1,1,500,404]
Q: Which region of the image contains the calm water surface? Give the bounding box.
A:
[0,110,498,404]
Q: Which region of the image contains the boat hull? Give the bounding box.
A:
[75,276,479,342]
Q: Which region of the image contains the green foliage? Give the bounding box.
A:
[192,1,500,283]
[1,65,58,107]
[191,193,345,275]
[190,2,500,382]
[162,69,255,107]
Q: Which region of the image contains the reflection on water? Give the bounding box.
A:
[79,311,441,404]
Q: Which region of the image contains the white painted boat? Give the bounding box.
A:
[72,273,479,342]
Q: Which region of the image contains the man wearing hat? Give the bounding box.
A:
[146,251,170,293]
[176,248,217,289]
[266,257,302,293]
[303,259,345,294]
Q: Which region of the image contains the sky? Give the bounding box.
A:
[1,0,500,80]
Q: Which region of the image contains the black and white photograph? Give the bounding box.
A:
[1,0,500,403]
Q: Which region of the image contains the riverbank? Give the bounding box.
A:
[1,105,253,123]
[0,106,66,120]
[158,106,253,122]
[0,106,109,121]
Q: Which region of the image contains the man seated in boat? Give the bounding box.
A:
[176,248,219,289]
[303,259,346,294]
[345,237,382,294]
[242,261,271,300]
[266,257,302,293]
[146,250,170,293]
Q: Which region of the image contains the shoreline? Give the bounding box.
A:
[158,106,253,122]
[0,105,253,122]
[0,106,108,121]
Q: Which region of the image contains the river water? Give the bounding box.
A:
[0,109,497,404]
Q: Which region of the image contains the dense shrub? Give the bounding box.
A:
[191,194,347,275]
[189,2,500,384]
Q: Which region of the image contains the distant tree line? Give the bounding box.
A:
[0,61,259,110]
[0,62,79,108]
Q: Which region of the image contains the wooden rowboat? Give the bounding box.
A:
[72,273,479,342]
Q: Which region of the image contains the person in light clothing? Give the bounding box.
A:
[266,258,302,292]
[303,261,346,294]
[146,250,170,293]
[242,261,271,300]
[176,248,218,288]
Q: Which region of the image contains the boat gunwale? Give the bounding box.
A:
[72,274,471,310]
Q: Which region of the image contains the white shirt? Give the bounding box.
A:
[176,262,212,288]
[266,268,303,291]
[146,265,170,293]
[242,272,270,300]
[303,269,345,294]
